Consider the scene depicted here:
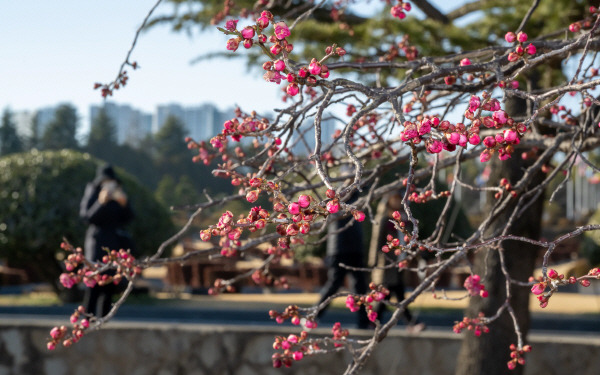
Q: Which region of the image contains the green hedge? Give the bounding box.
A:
[0,149,175,291]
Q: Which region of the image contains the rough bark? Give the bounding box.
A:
[455,96,545,375]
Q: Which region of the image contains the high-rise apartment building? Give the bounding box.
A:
[154,103,233,142]
[90,102,153,147]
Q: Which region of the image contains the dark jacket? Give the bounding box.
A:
[326,191,364,257]
[80,181,134,262]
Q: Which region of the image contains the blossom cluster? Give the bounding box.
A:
[466,92,528,162]
[199,175,366,276]
[397,91,527,162]
[383,35,418,62]
[269,304,317,328]
[222,12,346,98]
[568,6,599,33]
[271,322,349,368]
[58,242,140,291]
[390,1,412,20]
[530,267,599,308]
[452,312,490,336]
[507,343,532,370]
[47,306,91,350]
[345,283,389,323]
[272,332,309,367]
[463,274,488,298]
[505,31,536,61]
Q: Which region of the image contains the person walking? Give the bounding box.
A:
[368,191,425,332]
[317,190,370,329]
[80,164,134,317]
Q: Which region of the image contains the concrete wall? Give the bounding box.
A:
[1,318,599,375]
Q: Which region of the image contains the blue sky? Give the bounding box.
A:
[0,0,283,131]
[0,1,466,133]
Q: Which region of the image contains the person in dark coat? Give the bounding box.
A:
[80,164,134,317]
[368,191,425,332]
[317,191,370,329]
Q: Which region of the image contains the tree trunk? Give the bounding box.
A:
[456,97,545,375]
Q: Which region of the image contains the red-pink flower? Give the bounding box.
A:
[468,133,481,145]
[525,44,536,55]
[246,189,259,203]
[469,96,481,112]
[60,273,76,289]
[480,150,491,163]
[426,139,443,153]
[226,38,239,52]
[225,19,238,31]
[274,22,290,40]
[83,272,97,288]
[517,31,528,43]
[308,59,321,75]
[270,44,282,55]
[505,32,516,43]
[288,202,300,215]
[418,119,431,135]
[256,15,269,29]
[353,211,365,222]
[493,110,508,124]
[503,129,517,143]
[508,52,519,62]
[286,83,299,96]
[460,58,471,66]
[298,194,311,208]
[292,351,304,361]
[326,200,340,214]
[531,282,545,295]
[273,59,286,71]
[368,310,378,322]
[569,22,581,33]
[446,132,460,145]
[391,5,406,19]
[241,27,255,40]
[264,70,283,84]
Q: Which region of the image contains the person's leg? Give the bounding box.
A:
[100,284,114,317]
[317,262,347,319]
[84,286,100,316]
[351,267,370,328]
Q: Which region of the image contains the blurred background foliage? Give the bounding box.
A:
[0,150,175,298]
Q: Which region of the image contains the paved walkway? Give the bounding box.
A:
[177,289,600,315]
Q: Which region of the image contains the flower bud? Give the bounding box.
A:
[241,27,255,40]
[505,32,516,43]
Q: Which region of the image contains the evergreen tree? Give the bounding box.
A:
[153,115,194,180]
[156,174,177,207]
[28,112,41,150]
[0,108,23,156]
[174,175,200,207]
[87,108,117,160]
[41,104,79,150]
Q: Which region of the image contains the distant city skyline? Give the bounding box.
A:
[11,101,236,147]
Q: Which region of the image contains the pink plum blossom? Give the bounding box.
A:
[241,27,255,39]
[326,200,340,214]
[505,32,516,43]
[286,83,299,96]
[274,22,290,40]
[273,60,286,71]
[225,19,238,31]
[288,202,300,215]
[226,38,239,52]
[493,110,508,124]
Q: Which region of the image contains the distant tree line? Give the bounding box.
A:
[0,105,233,208]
